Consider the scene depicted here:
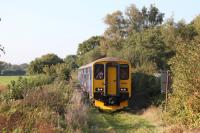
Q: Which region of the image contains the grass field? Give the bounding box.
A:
[0,76,27,85]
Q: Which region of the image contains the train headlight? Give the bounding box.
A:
[120,88,128,92]
[95,88,104,92]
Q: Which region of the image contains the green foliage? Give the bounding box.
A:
[166,40,200,128]
[77,36,101,56]
[120,27,175,69]
[126,4,164,32]
[77,47,104,66]
[43,63,71,81]
[176,20,198,41]
[28,53,63,74]
[64,55,78,71]
[3,75,53,100]
[132,72,160,95]
[76,36,104,66]
[0,81,74,132]
[104,10,128,39]
[98,4,172,70]
[193,15,200,32]
[0,81,89,132]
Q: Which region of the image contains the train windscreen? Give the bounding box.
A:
[120,64,129,80]
[94,64,104,80]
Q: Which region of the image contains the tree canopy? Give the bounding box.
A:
[64,55,78,71]
[77,36,101,56]
[28,53,63,74]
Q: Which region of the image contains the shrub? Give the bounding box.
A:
[132,72,160,95]
[0,81,76,132]
[27,53,64,75]
[165,40,200,128]
[43,63,71,81]
[3,75,53,100]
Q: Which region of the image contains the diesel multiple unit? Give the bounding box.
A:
[78,57,131,111]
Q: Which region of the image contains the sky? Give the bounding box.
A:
[0,0,200,64]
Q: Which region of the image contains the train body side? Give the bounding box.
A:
[78,65,93,97]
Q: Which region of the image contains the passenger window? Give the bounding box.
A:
[120,64,129,80]
[94,64,104,80]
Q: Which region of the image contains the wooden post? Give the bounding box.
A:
[165,70,169,112]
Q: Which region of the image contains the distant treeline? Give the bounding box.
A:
[0,61,28,76]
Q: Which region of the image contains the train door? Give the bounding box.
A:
[107,66,117,95]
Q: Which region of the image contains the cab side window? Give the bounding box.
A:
[120,64,129,80]
[94,64,104,80]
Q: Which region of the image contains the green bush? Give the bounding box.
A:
[43,63,71,81]
[27,53,64,75]
[2,75,53,100]
[132,72,160,95]
[165,40,200,128]
[0,81,89,132]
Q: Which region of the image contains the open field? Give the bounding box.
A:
[0,76,27,85]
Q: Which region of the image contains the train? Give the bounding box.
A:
[78,57,131,111]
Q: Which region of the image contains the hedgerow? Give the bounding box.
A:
[165,40,200,128]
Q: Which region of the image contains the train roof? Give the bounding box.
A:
[78,57,128,69]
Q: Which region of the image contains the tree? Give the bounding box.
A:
[43,63,71,81]
[104,10,128,39]
[147,5,164,27]
[77,47,103,66]
[176,20,198,41]
[125,4,143,32]
[161,18,177,49]
[192,15,200,33]
[77,36,101,56]
[101,4,165,56]
[28,53,63,74]
[125,4,164,33]
[64,55,78,71]
[102,11,128,52]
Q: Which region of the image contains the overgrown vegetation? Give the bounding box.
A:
[0,77,89,132]
[0,2,200,131]
[74,4,200,129]
[165,39,200,128]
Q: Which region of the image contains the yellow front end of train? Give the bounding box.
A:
[78,57,131,111]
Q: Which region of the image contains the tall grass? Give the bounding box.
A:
[65,90,89,132]
[0,79,89,132]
